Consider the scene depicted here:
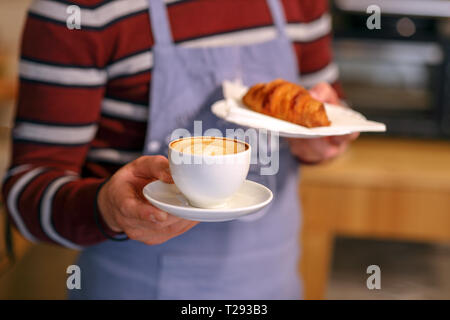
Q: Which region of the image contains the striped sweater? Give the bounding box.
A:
[2,0,341,249]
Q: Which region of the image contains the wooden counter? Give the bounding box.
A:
[299,136,450,299]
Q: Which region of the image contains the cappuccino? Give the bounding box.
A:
[170,137,247,156]
[168,136,251,208]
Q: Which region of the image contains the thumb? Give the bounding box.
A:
[309,82,328,101]
[310,90,321,101]
[130,155,174,184]
[309,82,340,105]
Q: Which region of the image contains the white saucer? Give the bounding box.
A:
[142,180,273,222]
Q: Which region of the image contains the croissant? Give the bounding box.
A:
[242,79,331,128]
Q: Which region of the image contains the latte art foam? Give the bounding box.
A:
[171,137,247,156]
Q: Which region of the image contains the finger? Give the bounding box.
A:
[323,144,341,160]
[296,138,330,163]
[328,135,350,145]
[310,82,329,93]
[323,137,353,161]
[142,215,197,231]
[338,139,350,155]
[328,132,360,146]
[289,137,342,163]
[139,220,199,245]
[309,91,320,100]
[348,132,360,141]
[149,213,187,228]
[131,155,174,184]
[118,213,186,231]
[120,195,169,222]
[164,219,199,236]
[175,220,199,236]
[309,85,325,101]
[309,82,340,105]
[306,138,342,162]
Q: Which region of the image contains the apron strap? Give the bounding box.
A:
[148,0,289,46]
[266,0,289,38]
[148,0,174,46]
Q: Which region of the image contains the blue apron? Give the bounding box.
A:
[70,0,302,299]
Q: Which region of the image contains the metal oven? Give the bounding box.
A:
[332,0,450,137]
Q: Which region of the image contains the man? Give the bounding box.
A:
[2,0,357,299]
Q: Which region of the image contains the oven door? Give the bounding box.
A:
[334,38,445,137]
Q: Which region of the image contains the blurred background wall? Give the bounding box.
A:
[0,0,28,179]
[0,0,78,299]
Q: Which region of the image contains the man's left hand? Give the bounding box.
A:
[287,82,359,164]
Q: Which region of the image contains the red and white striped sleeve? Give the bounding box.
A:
[285,0,344,97]
[1,2,120,248]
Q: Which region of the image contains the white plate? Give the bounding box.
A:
[211,81,387,138]
[142,180,273,222]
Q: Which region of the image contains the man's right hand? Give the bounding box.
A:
[97,155,199,245]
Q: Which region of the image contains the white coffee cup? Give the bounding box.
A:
[168,136,251,209]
